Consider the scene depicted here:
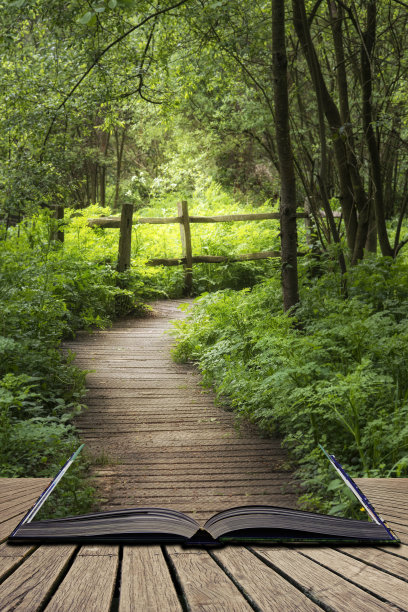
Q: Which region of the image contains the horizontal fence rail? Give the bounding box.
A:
[147,251,283,266]
[87,202,335,294]
[87,211,309,229]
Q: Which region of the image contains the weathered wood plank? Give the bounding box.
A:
[167,546,253,611]
[87,211,309,228]
[212,546,321,611]
[0,545,76,612]
[0,543,35,581]
[119,546,182,611]
[45,545,118,612]
[178,201,193,295]
[336,546,408,579]
[301,547,408,609]
[355,478,408,491]
[147,250,283,266]
[0,478,51,499]
[0,491,51,516]
[117,203,134,272]
[92,473,292,484]
[0,512,29,541]
[381,521,408,544]
[378,542,408,559]
[252,547,393,611]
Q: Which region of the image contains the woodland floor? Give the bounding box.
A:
[67,299,299,523]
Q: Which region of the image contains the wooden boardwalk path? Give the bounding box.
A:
[69,299,298,520]
[1,300,408,610]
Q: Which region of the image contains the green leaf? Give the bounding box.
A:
[94,6,106,13]
[78,11,94,25]
[108,0,117,7]
[327,478,342,492]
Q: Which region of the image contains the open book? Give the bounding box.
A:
[9,446,399,546]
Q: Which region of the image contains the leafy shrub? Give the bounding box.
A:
[0,209,156,515]
[172,257,408,516]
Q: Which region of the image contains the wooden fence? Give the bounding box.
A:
[88,202,309,294]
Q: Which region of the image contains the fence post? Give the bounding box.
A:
[177,200,193,295]
[117,203,134,272]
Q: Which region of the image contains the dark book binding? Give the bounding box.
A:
[8,446,400,547]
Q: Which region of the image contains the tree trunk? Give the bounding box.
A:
[293,0,358,253]
[361,0,393,257]
[114,127,127,211]
[99,131,110,208]
[272,0,299,311]
[365,198,377,253]
[328,0,369,263]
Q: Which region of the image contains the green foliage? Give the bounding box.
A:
[129,179,286,294]
[172,256,408,516]
[0,208,158,515]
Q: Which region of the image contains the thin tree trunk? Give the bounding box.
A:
[328,0,369,263]
[99,132,110,208]
[272,0,299,311]
[114,127,127,211]
[361,0,393,257]
[298,0,347,286]
[365,198,377,253]
[293,0,358,253]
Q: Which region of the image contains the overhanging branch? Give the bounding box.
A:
[41,0,191,151]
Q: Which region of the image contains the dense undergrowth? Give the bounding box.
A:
[172,255,408,517]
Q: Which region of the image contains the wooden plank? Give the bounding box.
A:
[364,504,408,521]
[188,212,282,222]
[0,545,76,611]
[0,478,51,498]
[381,521,408,544]
[0,542,34,557]
[92,494,296,508]
[0,491,52,516]
[147,251,283,266]
[87,212,309,228]
[252,547,393,611]
[88,217,121,228]
[119,546,182,611]
[301,547,408,609]
[88,215,185,227]
[355,478,408,491]
[92,473,292,484]
[0,499,45,523]
[336,546,408,579]
[378,542,408,559]
[212,546,321,611]
[0,543,35,581]
[177,201,193,295]
[166,546,252,611]
[137,216,181,224]
[45,545,118,612]
[117,203,133,272]
[0,512,29,541]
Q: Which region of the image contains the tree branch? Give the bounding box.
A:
[41,0,191,151]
